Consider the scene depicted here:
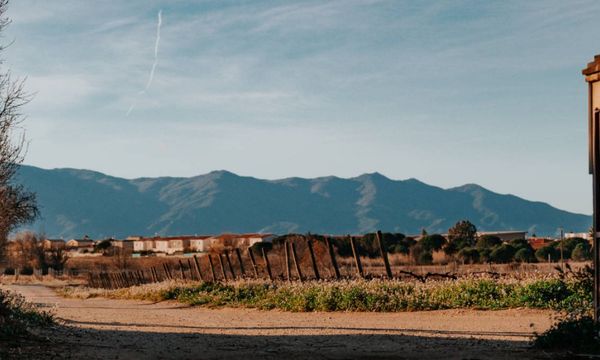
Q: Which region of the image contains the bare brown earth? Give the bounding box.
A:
[5,284,562,360]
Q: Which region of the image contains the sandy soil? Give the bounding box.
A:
[4,284,561,359]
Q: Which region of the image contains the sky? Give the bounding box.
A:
[3,0,600,215]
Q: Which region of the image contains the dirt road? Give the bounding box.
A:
[6,284,558,359]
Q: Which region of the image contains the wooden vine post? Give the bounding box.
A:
[306,236,320,280]
[290,241,303,282]
[207,254,217,282]
[218,254,228,281]
[225,251,236,279]
[325,236,341,280]
[248,248,259,278]
[375,230,393,279]
[349,235,364,278]
[284,240,292,282]
[178,259,186,280]
[193,255,204,281]
[235,248,246,277]
[261,247,273,281]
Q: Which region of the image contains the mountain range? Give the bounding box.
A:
[15,165,591,239]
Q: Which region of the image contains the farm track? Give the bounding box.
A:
[6,284,560,359]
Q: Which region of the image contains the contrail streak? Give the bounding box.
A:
[127,10,162,116]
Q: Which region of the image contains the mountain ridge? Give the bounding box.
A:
[15,165,590,238]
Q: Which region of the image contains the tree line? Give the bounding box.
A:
[254,220,592,265]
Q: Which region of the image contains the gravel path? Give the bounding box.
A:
[7,284,558,359]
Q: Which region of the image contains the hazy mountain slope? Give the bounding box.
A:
[15,165,590,238]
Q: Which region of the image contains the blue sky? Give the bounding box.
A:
[4,0,600,214]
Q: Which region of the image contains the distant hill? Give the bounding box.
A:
[15,165,590,238]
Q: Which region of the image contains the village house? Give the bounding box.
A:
[132,238,155,252]
[210,233,276,250]
[109,239,134,252]
[188,236,213,252]
[42,239,66,250]
[127,234,274,255]
[65,236,95,252]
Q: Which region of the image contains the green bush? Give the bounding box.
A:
[419,234,446,252]
[0,289,54,339]
[457,247,479,264]
[489,244,516,263]
[555,237,588,260]
[476,235,501,249]
[535,245,559,262]
[534,316,600,353]
[514,247,535,263]
[571,242,592,261]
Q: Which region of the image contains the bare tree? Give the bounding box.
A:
[0,1,38,261]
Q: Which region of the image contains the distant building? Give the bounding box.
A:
[564,232,590,241]
[133,238,155,252]
[128,233,275,255]
[66,236,95,252]
[109,239,134,251]
[42,239,65,250]
[212,233,276,249]
[477,231,527,242]
[528,237,555,250]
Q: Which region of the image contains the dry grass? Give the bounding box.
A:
[0,274,86,287]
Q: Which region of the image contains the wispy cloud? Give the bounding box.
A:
[127,9,162,116]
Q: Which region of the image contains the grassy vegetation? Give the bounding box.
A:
[0,289,54,339]
[59,271,592,313]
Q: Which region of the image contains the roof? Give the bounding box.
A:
[146,235,212,241]
[583,55,600,76]
[45,239,65,242]
[216,233,274,240]
[478,231,528,235]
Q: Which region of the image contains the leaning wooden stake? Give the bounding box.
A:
[150,267,158,282]
[218,254,228,281]
[193,255,204,281]
[225,251,236,279]
[235,248,246,277]
[284,241,291,281]
[350,235,364,278]
[306,236,320,280]
[178,260,187,280]
[186,259,195,280]
[207,254,217,282]
[325,237,341,280]
[290,241,303,282]
[248,248,259,278]
[261,248,273,281]
[375,230,393,279]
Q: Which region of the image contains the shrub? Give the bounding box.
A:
[571,243,592,261]
[417,251,433,265]
[476,235,501,249]
[514,247,535,263]
[509,238,530,250]
[489,244,516,263]
[535,245,559,262]
[457,247,479,264]
[419,234,446,252]
[0,289,54,339]
[555,237,589,260]
[534,316,600,353]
